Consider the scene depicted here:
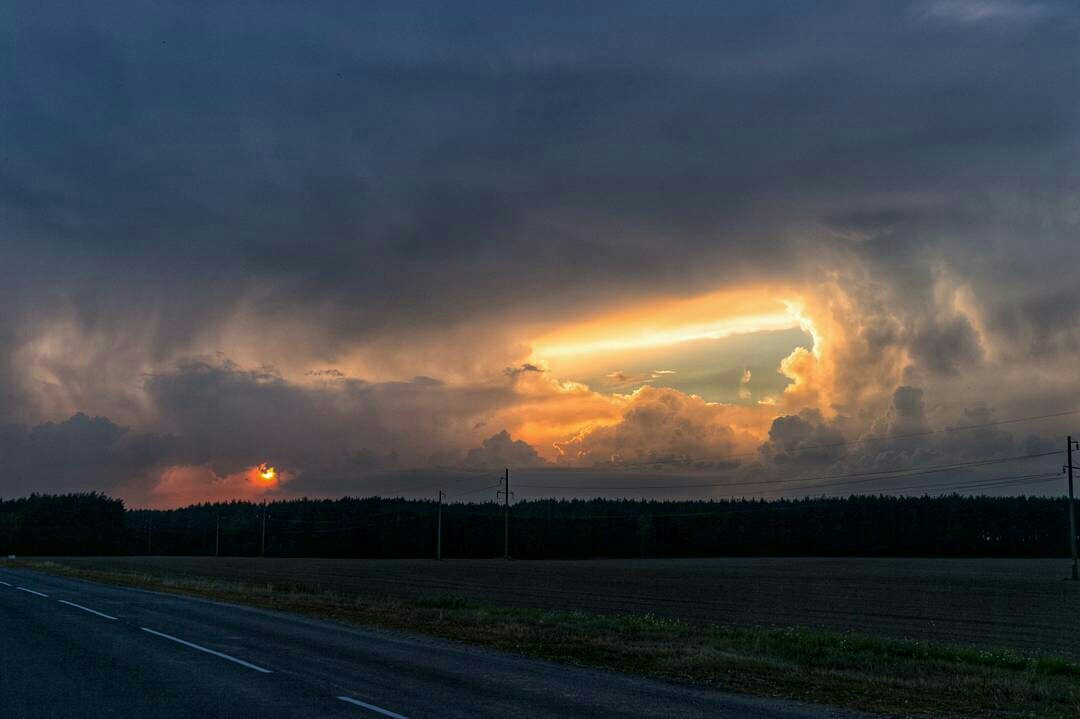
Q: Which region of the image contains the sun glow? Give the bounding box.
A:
[535,312,799,358]
[530,288,803,361]
[258,464,277,482]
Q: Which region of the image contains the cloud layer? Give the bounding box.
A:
[1,1,1077,504]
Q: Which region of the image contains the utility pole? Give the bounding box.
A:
[436,490,445,561]
[497,468,512,559]
[215,514,220,558]
[147,515,152,555]
[260,501,268,559]
[1066,436,1078,581]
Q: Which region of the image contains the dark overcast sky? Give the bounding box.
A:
[1,1,1077,506]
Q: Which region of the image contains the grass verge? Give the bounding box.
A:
[10,558,1080,718]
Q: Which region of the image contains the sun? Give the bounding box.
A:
[257,463,277,482]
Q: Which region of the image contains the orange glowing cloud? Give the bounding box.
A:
[550,384,777,466]
[484,355,784,463]
[487,370,626,458]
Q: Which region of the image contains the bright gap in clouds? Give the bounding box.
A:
[534,311,801,358]
[592,328,813,403]
[529,290,813,403]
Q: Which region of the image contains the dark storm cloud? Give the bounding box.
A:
[756,387,1062,496]
[0,413,182,497]
[987,285,1080,357]
[4,0,1076,339]
[142,359,513,474]
[907,316,983,376]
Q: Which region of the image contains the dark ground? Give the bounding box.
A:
[45,556,1080,659]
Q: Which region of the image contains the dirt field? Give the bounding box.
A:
[46,556,1080,659]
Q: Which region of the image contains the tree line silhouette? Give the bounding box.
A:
[0,492,1074,558]
[0,493,127,556]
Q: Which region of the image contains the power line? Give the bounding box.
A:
[783,472,1061,500]
[501,472,1065,521]
[519,450,1064,492]
[755,470,1059,503]
[738,471,1062,501]
[719,452,1065,492]
[449,483,502,499]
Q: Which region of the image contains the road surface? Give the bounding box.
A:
[0,567,866,718]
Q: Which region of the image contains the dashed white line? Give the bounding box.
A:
[139,627,272,673]
[58,599,118,621]
[336,696,410,719]
[6,578,410,717]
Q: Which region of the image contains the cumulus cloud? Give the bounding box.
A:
[739,369,752,400]
[759,410,848,467]
[554,386,761,468]
[463,431,547,470]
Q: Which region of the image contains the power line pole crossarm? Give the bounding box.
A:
[1066,436,1079,581]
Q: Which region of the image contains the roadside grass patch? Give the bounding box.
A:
[710,626,1080,679]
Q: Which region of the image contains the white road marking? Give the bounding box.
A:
[16,587,48,597]
[58,599,117,621]
[0,580,11,586]
[139,627,272,673]
[337,696,411,719]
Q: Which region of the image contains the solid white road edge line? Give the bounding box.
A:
[337,696,411,719]
[140,627,272,673]
[15,586,48,597]
[0,580,11,586]
[58,599,118,621]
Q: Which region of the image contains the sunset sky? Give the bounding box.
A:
[2,1,1078,507]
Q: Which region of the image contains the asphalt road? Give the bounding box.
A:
[0,567,866,719]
